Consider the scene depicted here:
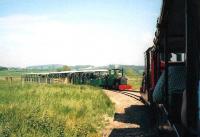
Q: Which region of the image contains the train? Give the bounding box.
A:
[22,68,132,91]
[22,0,200,136]
[140,0,200,136]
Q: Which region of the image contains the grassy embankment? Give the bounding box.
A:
[0,79,114,137]
[124,68,142,91]
[127,76,142,91]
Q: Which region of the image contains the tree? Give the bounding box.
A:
[63,65,71,71]
[56,65,71,72]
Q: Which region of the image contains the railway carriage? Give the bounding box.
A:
[140,0,200,136]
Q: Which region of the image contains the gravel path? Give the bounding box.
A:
[103,90,159,137]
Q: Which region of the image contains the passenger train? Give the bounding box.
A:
[22,68,132,91]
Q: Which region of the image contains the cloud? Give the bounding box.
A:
[0,14,154,67]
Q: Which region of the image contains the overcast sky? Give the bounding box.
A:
[0,0,162,67]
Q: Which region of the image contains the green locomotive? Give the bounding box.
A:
[70,68,132,90]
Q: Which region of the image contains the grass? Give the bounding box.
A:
[0,70,22,78]
[0,80,114,137]
[127,75,142,91]
[124,67,142,91]
[0,70,52,78]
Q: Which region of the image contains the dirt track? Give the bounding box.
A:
[103,90,159,137]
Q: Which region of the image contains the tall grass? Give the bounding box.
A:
[127,76,142,91]
[0,80,114,137]
[124,67,142,90]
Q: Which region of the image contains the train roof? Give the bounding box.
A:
[49,69,108,74]
[153,0,185,53]
[24,72,49,75]
[24,69,108,75]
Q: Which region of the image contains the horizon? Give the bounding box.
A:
[1,63,144,69]
[0,0,162,67]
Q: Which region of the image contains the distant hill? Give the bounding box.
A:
[0,66,8,71]
[106,64,144,75]
[124,65,144,74]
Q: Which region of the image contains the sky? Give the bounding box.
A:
[0,0,162,67]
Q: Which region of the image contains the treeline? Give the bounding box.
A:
[0,66,8,71]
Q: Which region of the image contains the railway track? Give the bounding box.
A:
[109,90,177,137]
[118,90,142,102]
[104,90,159,137]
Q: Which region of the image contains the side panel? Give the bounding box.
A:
[186,0,200,135]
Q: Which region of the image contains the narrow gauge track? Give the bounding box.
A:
[116,90,142,102]
[107,90,177,137]
[104,90,159,137]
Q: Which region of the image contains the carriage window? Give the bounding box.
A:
[170,53,185,62]
[110,70,114,75]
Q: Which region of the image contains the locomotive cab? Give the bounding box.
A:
[107,68,127,89]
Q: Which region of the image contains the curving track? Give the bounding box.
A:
[119,91,142,102]
[103,90,177,137]
[103,90,159,137]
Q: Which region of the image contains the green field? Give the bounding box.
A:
[0,70,22,77]
[0,70,48,78]
[0,80,114,137]
[124,67,142,91]
[127,76,142,91]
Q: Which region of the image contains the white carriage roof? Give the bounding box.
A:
[25,72,49,75]
[24,69,108,75]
